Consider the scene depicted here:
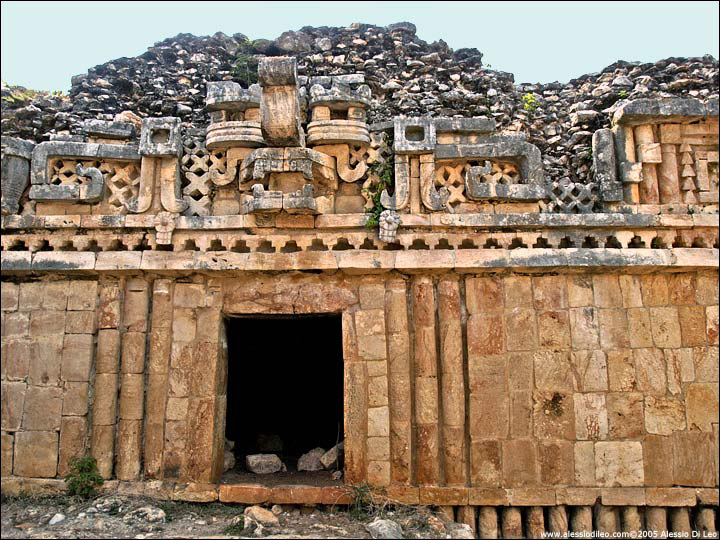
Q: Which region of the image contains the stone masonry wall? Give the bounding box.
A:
[3,269,717,496]
[1,279,97,479]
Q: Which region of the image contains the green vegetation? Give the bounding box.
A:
[522,92,539,113]
[64,456,103,498]
[1,82,67,104]
[223,519,245,535]
[363,134,394,229]
[232,38,260,87]
[618,89,628,98]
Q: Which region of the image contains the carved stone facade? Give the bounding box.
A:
[1,53,718,535]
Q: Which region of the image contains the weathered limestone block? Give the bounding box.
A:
[644,396,685,435]
[595,441,644,486]
[82,119,135,140]
[1,136,35,214]
[13,431,58,478]
[685,383,719,431]
[22,385,62,431]
[90,424,115,479]
[58,416,87,477]
[61,334,94,381]
[1,381,26,431]
[592,128,622,201]
[258,57,303,147]
[643,434,673,486]
[116,418,142,480]
[672,431,715,486]
[139,117,181,157]
[1,433,13,476]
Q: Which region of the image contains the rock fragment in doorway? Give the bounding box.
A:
[246,453,285,474]
[297,447,326,471]
[223,449,235,472]
[320,441,344,469]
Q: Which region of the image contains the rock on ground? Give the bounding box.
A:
[298,447,326,471]
[366,517,404,539]
[246,453,284,474]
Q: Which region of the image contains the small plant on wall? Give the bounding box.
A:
[65,456,104,498]
[363,133,394,229]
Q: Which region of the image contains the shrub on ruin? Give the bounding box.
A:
[64,456,104,498]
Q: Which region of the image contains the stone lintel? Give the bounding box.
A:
[3,248,716,275]
[612,97,719,126]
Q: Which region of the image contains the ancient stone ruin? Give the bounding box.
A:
[1,23,718,538]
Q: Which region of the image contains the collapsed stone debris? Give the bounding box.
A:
[1,21,718,539]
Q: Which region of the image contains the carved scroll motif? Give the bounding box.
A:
[419,154,449,211]
[380,154,410,211]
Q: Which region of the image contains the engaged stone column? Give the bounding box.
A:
[596,505,619,535]
[645,507,667,535]
[622,506,643,535]
[526,506,546,537]
[385,279,412,484]
[91,280,122,479]
[412,276,440,485]
[356,280,390,486]
[438,277,466,486]
[669,507,692,536]
[144,279,174,478]
[477,506,498,539]
[501,507,523,539]
[570,506,593,535]
[343,310,367,484]
[548,505,569,535]
[116,278,150,481]
[634,125,660,203]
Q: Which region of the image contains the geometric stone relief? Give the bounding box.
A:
[545,177,597,214]
[611,97,719,206]
[180,130,227,216]
[28,140,141,204]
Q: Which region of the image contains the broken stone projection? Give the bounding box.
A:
[1,21,718,538]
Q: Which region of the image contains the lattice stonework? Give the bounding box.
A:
[180,135,227,216]
[547,178,597,213]
[434,160,522,208]
[49,158,98,186]
[48,158,141,210]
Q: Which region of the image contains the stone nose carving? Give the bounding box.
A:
[258,56,305,147]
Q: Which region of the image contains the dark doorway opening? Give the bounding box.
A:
[223,314,344,484]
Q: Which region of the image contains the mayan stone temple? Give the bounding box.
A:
[1,22,718,537]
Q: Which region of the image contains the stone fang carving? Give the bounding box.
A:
[380,154,410,210]
[1,136,35,215]
[242,184,283,213]
[74,164,105,202]
[419,154,449,211]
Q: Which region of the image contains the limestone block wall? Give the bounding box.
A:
[1,270,718,497]
[1,279,98,478]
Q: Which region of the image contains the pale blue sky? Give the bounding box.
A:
[2,1,718,91]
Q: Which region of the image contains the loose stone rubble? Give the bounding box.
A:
[1,21,718,540]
